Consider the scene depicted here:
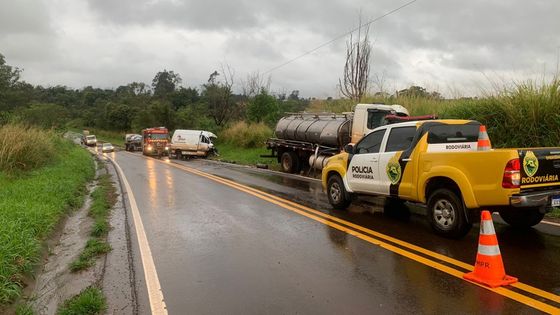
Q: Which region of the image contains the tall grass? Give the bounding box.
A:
[220,121,273,148]
[0,130,94,304]
[0,124,57,174]
[308,78,560,148]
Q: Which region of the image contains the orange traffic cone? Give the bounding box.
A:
[463,211,517,288]
[477,125,492,151]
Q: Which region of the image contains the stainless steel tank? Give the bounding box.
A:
[274,114,352,148]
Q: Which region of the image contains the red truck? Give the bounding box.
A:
[142,127,169,157]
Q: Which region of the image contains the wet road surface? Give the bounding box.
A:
[110,151,560,314]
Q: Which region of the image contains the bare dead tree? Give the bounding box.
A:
[205,63,240,126]
[372,70,387,95]
[241,71,271,98]
[338,21,372,101]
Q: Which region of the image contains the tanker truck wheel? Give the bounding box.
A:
[281,151,300,173]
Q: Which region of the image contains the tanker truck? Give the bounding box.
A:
[265,104,411,173]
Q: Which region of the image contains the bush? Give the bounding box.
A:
[0,124,57,174]
[220,121,272,148]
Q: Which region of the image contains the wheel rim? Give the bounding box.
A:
[282,156,291,171]
[433,199,455,230]
[330,182,342,203]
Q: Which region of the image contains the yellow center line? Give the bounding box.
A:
[166,159,560,305]
[123,152,560,313]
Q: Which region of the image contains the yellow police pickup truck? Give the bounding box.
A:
[322,119,560,238]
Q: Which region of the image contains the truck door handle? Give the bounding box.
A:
[371,158,378,162]
[554,160,560,168]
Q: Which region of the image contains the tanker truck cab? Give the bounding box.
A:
[350,103,409,143]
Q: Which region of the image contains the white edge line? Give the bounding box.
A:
[541,220,560,227]
[108,155,168,315]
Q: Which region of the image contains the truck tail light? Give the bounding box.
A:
[502,159,520,188]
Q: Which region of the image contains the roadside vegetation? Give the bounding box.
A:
[57,286,106,315]
[70,173,115,272]
[0,124,95,305]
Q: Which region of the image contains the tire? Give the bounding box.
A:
[280,151,300,173]
[499,208,544,228]
[327,174,351,210]
[427,188,472,238]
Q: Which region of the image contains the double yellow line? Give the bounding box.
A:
[127,152,560,314]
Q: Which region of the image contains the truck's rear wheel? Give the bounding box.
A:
[327,174,351,210]
[499,208,544,228]
[281,151,300,173]
[427,188,472,238]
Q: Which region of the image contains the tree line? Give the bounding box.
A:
[0,53,309,132]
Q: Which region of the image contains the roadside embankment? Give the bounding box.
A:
[0,124,95,307]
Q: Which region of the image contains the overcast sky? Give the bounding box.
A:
[1,0,559,98]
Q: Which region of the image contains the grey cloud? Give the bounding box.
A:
[0,0,53,36]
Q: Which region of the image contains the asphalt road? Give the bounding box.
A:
[108,151,560,314]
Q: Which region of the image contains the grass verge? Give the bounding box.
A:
[70,173,115,272]
[212,142,279,170]
[0,138,94,305]
[57,286,106,315]
[546,208,560,219]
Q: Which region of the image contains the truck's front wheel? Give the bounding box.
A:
[427,189,472,238]
[327,174,351,210]
[499,208,544,228]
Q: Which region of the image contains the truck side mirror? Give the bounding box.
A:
[344,144,355,154]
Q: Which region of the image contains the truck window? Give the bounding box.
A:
[428,125,479,143]
[200,135,209,144]
[355,129,385,154]
[385,126,416,152]
[367,110,390,129]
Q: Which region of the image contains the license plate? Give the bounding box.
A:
[552,196,560,207]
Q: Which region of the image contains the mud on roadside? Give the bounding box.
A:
[13,154,135,315]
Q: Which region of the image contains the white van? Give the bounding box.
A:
[169,130,217,158]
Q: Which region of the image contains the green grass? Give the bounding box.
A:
[15,303,34,315]
[57,286,106,315]
[70,174,115,272]
[69,239,111,272]
[0,139,95,305]
[0,124,57,174]
[212,142,279,170]
[547,208,560,219]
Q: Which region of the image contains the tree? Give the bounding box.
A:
[0,53,21,90]
[17,103,70,129]
[241,71,271,98]
[170,87,199,111]
[396,86,443,99]
[338,21,371,101]
[247,89,277,124]
[152,70,181,99]
[107,104,134,130]
[202,65,239,127]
